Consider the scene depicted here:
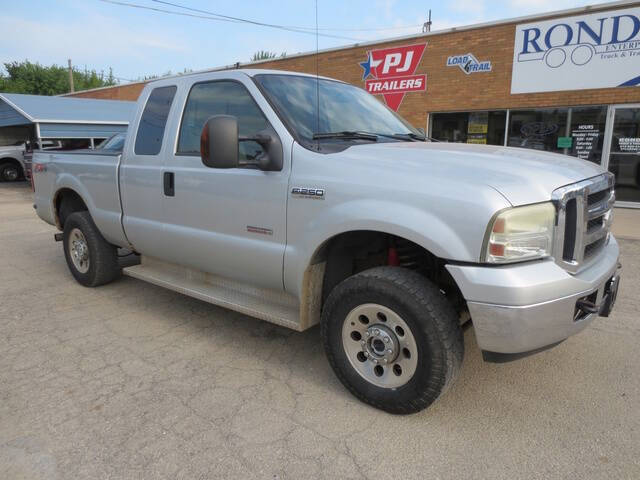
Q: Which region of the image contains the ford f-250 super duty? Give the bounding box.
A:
[33,69,621,414]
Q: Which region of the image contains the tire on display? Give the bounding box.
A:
[62,211,121,287]
[321,266,464,414]
[0,162,21,182]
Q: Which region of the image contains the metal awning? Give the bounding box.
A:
[0,93,135,140]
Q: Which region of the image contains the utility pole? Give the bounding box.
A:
[68,59,74,93]
[422,10,432,33]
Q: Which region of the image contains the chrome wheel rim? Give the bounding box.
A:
[341,303,418,389]
[68,228,90,273]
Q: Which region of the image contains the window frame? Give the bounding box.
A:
[134,85,177,156]
[174,78,275,158]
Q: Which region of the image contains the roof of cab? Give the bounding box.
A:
[143,68,342,89]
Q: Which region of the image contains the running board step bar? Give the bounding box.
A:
[123,257,303,331]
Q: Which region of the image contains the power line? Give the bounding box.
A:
[99,0,240,24]
[99,0,366,41]
[299,25,423,32]
[150,0,364,40]
[152,0,421,33]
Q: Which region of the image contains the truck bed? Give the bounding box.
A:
[32,150,128,247]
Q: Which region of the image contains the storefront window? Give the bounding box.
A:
[429,104,638,206]
[568,106,607,164]
[431,112,468,143]
[430,111,506,145]
[507,108,567,153]
[608,107,640,204]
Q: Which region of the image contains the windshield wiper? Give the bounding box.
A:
[389,132,428,142]
[312,131,378,141]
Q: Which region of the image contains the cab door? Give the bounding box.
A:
[120,84,177,257]
[159,77,290,291]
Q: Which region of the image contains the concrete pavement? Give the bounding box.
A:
[613,207,640,240]
[1,182,639,479]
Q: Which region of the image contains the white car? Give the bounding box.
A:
[0,142,26,181]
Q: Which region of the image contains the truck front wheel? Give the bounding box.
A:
[321,266,463,414]
[0,162,21,181]
[63,211,121,287]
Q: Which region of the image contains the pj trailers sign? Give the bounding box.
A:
[512,6,640,93]
[360,43,426,111]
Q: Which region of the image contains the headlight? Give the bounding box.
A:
[483,202,556,264]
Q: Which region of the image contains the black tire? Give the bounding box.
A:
[62,211,121,287]
[321,266,463,414]
[0,162,22,182]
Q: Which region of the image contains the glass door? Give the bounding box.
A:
[605,106,640,208]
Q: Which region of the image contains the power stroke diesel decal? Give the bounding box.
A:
[359,43,427,111]
[247,226,273,236]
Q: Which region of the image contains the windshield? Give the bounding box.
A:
[254,74,421,148]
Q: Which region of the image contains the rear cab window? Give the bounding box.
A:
[135,86,177,155]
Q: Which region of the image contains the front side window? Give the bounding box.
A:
[177,81,269,163]
[135,86,177,156]
[254,74,420,148]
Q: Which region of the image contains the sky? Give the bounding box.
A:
[0,0,607,83]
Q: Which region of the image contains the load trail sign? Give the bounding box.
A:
[359,43,427,111]
[447,53,492,74]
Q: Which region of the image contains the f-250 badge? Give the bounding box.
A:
[291,187,325,199]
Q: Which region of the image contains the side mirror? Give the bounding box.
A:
[246,129,283,172]
[200,115,239,168]
[200,115,283,171]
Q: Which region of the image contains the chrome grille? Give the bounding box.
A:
[552,173,615,273]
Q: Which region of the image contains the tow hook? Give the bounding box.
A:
[54,233,63,242]
[575,298,599,314]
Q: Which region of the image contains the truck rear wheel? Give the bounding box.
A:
[321,266,463,414]
[63,211,121,287]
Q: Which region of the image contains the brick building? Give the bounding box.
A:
[69,1,640,207]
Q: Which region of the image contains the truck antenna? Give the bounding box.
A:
[315,0,320,151]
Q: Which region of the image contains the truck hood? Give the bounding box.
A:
[341,142,605,206]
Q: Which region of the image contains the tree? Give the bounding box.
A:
[0,60,117,95]
[251,51,287,62]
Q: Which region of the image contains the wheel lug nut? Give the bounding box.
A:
[383,337,390,343]
[365,331,370,337]
[360,341,365,346]
[373,329,380,335]
[363,351,369,357]
[387,349,392,354]
[372,359,378,364]
[383,359,388,364]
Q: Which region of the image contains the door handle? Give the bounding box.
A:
[163,171,175,197]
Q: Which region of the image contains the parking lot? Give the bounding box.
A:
[1,181,639,479]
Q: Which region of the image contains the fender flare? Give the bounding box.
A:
[52,175,96,229]
[285,199,476,297]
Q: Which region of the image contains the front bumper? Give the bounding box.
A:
[446,236,621,355]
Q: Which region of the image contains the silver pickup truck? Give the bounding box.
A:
[33,69,621,414]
